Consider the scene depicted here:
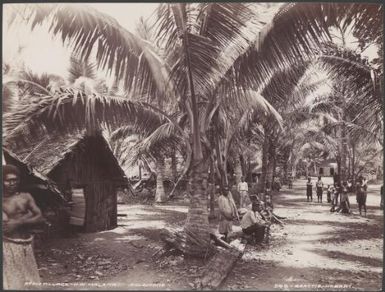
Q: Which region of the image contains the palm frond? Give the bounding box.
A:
[21,3,174,102]
[3,88,165,147]
[68,54,96,84]
[196,3,255,48]
[218,3,382,95]
[125,123,183,166]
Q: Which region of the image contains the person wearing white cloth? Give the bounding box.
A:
[241,201,269,244]
[238,177,250,208]
[218,185,238,242]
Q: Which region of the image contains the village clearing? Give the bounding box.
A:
[35,179,383,291]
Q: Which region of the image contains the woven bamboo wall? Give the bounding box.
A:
[48,136,123,232]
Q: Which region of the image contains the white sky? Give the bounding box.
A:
[3,3,159,77]
[2,3,379,80]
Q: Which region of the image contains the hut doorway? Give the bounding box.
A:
[69,188,86,227]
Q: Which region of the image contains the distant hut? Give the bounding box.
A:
[10,133,128,232]
[317,159,338,177]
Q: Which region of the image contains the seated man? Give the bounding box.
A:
[241,201,269,244]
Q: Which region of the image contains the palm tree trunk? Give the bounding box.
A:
[266,137,275,185]
[336,155,342,184]
[184,160,211,257]
[259,130,270,192]
[340,125,348,182]
[234,156,243,184]
[138,162,142,180]
[271,146,277,181]
[292,160,297,178]
[283,159,288,184]
[155,159,167,203]
[214,133,228,189]
[209,158,216,219]
[171,151,178,181]
[352,143,356,183]
[182,30,211,256]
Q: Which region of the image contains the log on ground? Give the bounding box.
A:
[198,243,246,290]
[160,227,216,257]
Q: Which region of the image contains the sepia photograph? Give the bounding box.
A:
[2,2,384,290]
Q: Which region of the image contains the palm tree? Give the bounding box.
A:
[4,2,383,256]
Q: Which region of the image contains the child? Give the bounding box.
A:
[356,179,367,216]
[306,177,313,202]
[326,185,331,203]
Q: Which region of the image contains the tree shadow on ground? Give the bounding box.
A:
[226,257,382,291]
[283,217,383,244]
[311,248,383,268]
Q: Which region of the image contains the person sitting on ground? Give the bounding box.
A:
[316,176,324,203]
[2,164,46,289]
[238,176,250,209]
[306,177,313,202]
[217,185,238,242]
[356,178,367,216]
[241,201,269,245]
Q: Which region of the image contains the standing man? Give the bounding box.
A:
[238,176,250,209]
[272,177,281,195]
[218,185,238,242]
[306,177,313,202]
[288,176,293,189]
[3,165,45,289]
[316,176,324,203]
[356,178,367,216]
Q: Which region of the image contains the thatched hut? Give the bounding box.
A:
[317,159,337,177]
[10,133,128,232]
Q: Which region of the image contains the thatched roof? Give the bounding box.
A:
[9,132,85,175]
[7,132,126,181]
[3,148,66,205]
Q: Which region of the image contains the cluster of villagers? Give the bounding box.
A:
[306,175,376,216]
[216,176,283,245]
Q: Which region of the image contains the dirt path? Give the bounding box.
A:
[34,179,383,291]
[225,179,383,291]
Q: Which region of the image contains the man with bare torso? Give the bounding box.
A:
[3,164,45,289]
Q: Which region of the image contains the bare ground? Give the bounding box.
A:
[34,179,383,291]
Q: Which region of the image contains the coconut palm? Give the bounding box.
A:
[4,2,383,256]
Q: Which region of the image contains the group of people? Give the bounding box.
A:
[306,176,369,216]
[217,176,274,245]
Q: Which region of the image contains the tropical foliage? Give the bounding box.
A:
[3,2,383,256]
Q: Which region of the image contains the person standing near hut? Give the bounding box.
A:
[316,176,324,203]
[238,176,249,208]
[2,165,45,289]
[306,177,313,202]
[217,185,238,242]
